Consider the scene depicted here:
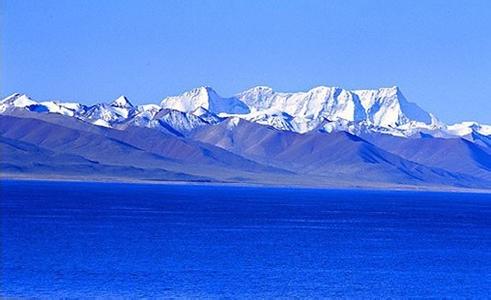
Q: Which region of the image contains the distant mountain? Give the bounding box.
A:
[1,86,490,190]
[2,86,489,139]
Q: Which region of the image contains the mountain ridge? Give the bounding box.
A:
[1,86,490,190]
[2,86,488,140]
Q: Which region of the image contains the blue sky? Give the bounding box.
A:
[2,0,490,123]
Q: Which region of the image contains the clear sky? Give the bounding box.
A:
[1,0,490,123]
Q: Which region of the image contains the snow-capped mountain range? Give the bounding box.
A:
[1,85,491,190]
[1,86,489,141]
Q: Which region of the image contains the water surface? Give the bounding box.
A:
[1,180,491,298]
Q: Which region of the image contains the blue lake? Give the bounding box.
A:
[1,180,491,298]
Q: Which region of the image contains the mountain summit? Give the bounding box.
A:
[111,96,134,108]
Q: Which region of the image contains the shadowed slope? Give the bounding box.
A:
[361,133,491,180]
[0,115,289,181]
[191,119,489,187]
[0,136,210,182]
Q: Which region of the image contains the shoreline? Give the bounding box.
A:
[2,174,490,194]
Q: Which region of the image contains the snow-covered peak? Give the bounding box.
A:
[0,92,90,117]
[160,86,214,112]
[231,85,444,134]
[0,93,39,113]
[235,86,276,111]
[161,86,249,115]
[83,97,135,122]
[111,95,134,108]
[1,93,37,107]
[236,85,367,125]
[35,101,84,116]
[352,86,433,128]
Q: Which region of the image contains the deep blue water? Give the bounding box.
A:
[1,180,491,298]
